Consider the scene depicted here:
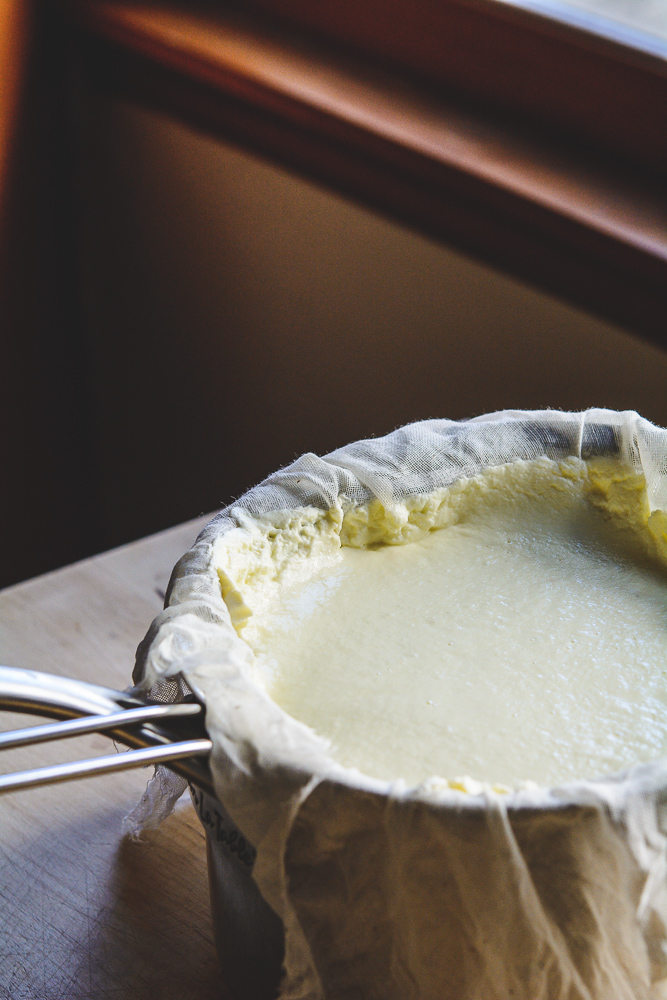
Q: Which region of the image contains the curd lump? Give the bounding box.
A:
[213,457,667,789]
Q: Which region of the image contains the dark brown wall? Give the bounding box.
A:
[73,92,667,554]
[0,7,99,589]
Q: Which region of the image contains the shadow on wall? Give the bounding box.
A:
[5,75,667,589]
[0,6,99,590]
[75,95,667,558]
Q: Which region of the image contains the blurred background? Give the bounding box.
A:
[2,0,666,588]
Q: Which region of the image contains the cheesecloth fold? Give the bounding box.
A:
[133,408,667,1000]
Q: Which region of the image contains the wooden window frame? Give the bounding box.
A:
[61,0,667,347]
[241,0,667,173]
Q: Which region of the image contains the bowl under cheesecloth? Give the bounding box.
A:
[133,409,667,1000]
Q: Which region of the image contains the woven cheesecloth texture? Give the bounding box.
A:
[133,408,667,1000]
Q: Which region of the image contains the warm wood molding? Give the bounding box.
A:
[243,0,667,174]
[63,0,667,346]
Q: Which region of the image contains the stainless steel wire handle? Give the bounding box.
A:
[0,664,214,795]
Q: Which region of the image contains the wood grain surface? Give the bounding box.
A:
[0,515,227,1000]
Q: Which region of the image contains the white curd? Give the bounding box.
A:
[214,457,667,788]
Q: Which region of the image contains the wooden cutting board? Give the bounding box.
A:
[0,516,228,1000]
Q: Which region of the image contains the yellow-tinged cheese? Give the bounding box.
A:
[212,457,667,788]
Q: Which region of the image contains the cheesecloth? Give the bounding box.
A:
[133,408,667,1000]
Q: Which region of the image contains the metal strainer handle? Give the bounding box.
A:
[0,664,213,794]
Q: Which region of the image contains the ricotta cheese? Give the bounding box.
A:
[212,456,667,788]
[137,413,667,1000]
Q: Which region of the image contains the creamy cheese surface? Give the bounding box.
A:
[213,458,667,788]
